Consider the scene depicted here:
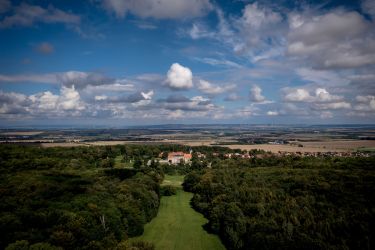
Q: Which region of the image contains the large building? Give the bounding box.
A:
[167,152,192,164]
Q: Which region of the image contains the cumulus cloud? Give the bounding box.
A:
[29,85,85,113]
[102,0,212,19]
[29,91,59,111]
[314,88,342,102]
[165,63,193,90]
[354,95,375,111]
[0,91,28,115]
[197,79,235,95]
[287,10,375,69]
[0,3,80,28]
[249,85,266,102]
[0,86,85,118]
[36,42,54,54]
[57,86,85,110]
[284,88,342,103]
[284,88,312,102]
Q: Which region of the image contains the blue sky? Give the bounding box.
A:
[0,0,375,126]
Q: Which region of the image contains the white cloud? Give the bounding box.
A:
[354,95,375,111]
[0,91,29,115]
[194,57,242,68]
[187,3,285,61]
[284,88,342,103]
[279,103,310,116]
[284,88,313,102]
[141,90,154,100]
[267,111,279,116]
[313,101,351,110]
[235,105,259,117]
[102,0,212,19]
[95,95,108,101]
[197,79,235,95]
[165,63,193,90]
[295,68,346,87]
[0,85,86,118]
[57,85,85,111]
[249,85,266,102]
[189,23,214,39]
[167,109,184,119]
[29,91,59,110]
[287,10,375,69]
[356,95,374,103]
[315,88,342,102]
[241,3,282,29]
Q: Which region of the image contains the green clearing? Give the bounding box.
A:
[114,155,133,168]
[132,175,225,250]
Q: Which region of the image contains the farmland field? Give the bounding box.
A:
[221,140,375,153]
[132,175,225,250]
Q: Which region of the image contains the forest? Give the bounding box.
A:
[183,156,375,250]
[0,144,168,250]
[1,144,374,249]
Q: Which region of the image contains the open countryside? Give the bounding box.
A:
[1,0,375,249]
[132,175,225,250]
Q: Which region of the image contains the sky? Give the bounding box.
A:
[0,0,375,127]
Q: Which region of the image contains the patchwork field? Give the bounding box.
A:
[132,175,225,250]
[221,140,375,153]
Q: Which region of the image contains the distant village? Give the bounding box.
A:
[157,150,373,165]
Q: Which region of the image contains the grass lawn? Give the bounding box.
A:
[132,175,225,250]
[114,155,133,169]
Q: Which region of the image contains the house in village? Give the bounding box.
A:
[167,152,192,164]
